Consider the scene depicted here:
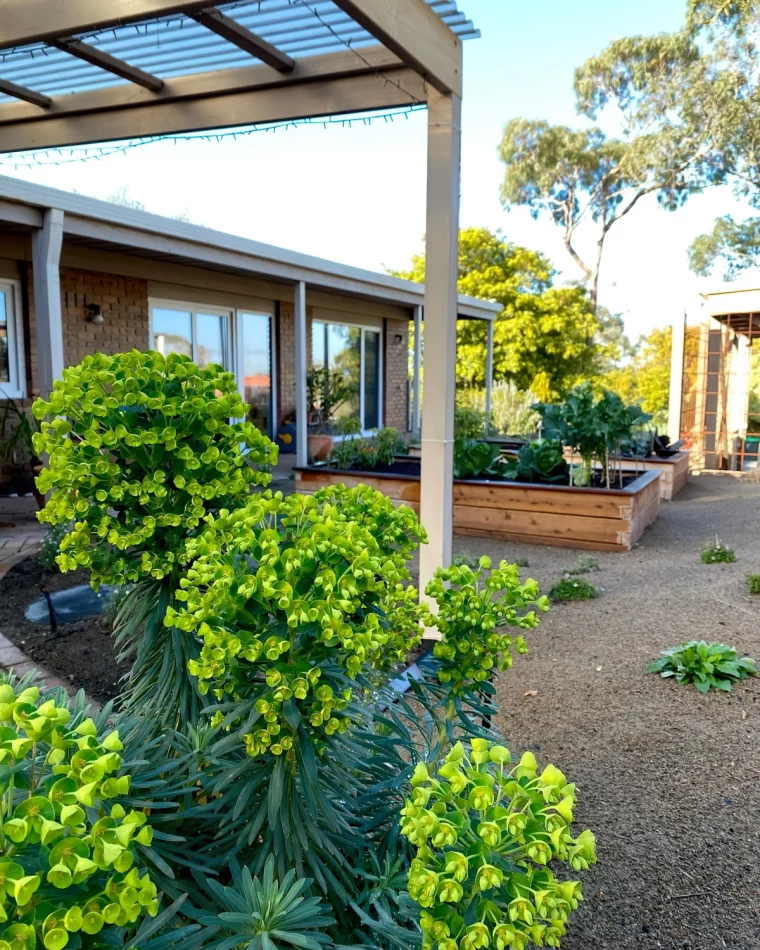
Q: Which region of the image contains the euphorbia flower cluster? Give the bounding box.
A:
[0,683,157,950]
[400,738,596,950]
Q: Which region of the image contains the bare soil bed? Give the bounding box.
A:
[461,474,760,949]
[0,556,126,703]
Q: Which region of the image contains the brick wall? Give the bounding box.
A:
[384,316,409,432]
[277,302,314,423]
[25,265,149,396]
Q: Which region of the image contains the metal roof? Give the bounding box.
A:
[0,173,501,319]
[0,1,479,102]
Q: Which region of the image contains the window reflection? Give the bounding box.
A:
[311,320,381,431]
[153,308,192,358]
[241,312,272,437]
[0,291,8,385]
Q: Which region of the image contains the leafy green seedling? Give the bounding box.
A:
[549,578,598,602]
[701,537,737,563]
[747,574,760,594]
[564,554,600,576]
[648,641,756,693]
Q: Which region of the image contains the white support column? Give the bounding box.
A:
[668,309,686,443]
[419,87,461,596]
[294,280,308,467]
[31,208,64,398]
[412,304,422,441]
[485,319,494,436]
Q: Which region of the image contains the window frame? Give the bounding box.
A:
[311,318,383,435]
[0,278,26,401]
[148,297,234,369]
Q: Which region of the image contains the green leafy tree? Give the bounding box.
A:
[393,228,606,399]
[498,117,702,312]
[573,0,760,278]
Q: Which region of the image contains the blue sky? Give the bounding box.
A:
[2,0,748,337]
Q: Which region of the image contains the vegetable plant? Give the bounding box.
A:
[648,641,757,693]
[453,439,504,479]
[508,439,568,484]
[701,538,737,564]
[548,579,598,603]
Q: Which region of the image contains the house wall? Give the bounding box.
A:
[0,235,411,433]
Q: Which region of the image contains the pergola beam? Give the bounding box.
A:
[0,1,212,50]
[0,78,51,109]
[52,38,164,91]
[331,0,462,96]
[0,66,426,152]
[189,8,294,72]
[0,46,403,126]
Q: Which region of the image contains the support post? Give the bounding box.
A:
[412,304,422,441]
[294,280,308,467]
[419,87,462,597]
[668,310,686,444]
[31,208,64,398]
[485,319,494,436]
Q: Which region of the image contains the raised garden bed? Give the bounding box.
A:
[563,449,689,501]
[295,463,662,551]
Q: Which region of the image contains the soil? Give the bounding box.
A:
[458,474,760,949]
[0,556,127,704]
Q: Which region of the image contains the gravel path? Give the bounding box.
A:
[457,475,760,949]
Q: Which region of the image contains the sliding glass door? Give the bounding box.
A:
[240,312,274,438]
[311,320,382,432]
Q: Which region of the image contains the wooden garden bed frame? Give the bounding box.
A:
[294,465,662,551]
[563,450,690,501]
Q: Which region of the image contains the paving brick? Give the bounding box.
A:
[0,645,30,668]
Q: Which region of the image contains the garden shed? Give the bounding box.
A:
[0,0,488,591]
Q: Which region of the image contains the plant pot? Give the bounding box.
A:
[307,434,333,463]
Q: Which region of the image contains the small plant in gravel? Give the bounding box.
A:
[563,555,600,576]
[401,738,596,950]
[747,574,760,594]
[701,537,737,564]
[648,641,757,693]
[548,578,599,603]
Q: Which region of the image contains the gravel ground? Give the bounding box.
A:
[456,474,760,950]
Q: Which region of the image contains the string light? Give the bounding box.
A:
[0,105,425,168]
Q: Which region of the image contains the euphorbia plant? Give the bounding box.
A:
[0,682,158,950]
[401,739,596,950]
[32,351,277,725]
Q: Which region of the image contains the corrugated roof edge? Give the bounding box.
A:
[0,173,501,319]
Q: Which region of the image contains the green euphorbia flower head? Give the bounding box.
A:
[400,738,596,950]
[168,483,426,757]
[32,350,277,588]
[0,683,158,950]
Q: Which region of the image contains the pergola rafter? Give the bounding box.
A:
[0,0,482,597]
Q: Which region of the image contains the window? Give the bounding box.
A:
[311,320,382,432]
[239,312,274,438]
[151,302,231,369]
[0,280,24,400]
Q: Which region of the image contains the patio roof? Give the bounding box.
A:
[0,1,478,152]
[0,172,500,320]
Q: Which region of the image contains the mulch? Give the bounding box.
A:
[0,555,126,704]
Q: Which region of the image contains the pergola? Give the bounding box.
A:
[0,0,484,592]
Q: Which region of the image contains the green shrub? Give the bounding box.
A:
[402,739,596,950]
[326,427,406,471]
[564,554,600,576]
[28,350,595,950]
[549,578,599,602]
[454,405,486,440]
[0,681,158,950]
[748,573,760,594]
[701,538,737,563]
[648,641,757,693]
[458,382,541,436]
[39,521,73,573]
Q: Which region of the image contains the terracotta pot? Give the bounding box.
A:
[307,434,333,463]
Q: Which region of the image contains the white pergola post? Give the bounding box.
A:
[419,87,461,594]
[412,304,422,441]
[485,319,494,436]
[31,208,64,398]
[294,280,308,467]
[668,310,686,443]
